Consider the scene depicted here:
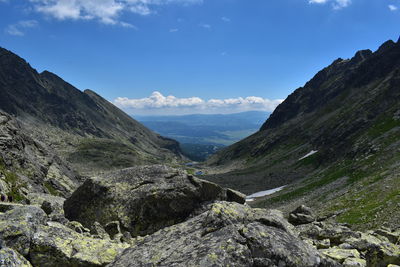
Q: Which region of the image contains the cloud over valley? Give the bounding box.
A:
[114,91,284,115]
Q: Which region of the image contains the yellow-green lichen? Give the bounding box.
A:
[208,253,218,262]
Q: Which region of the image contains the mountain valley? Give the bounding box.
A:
[136,111,270,161]
[0,38,399,266]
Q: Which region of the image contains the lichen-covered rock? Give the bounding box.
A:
[0,204,47,256]
[343,257,366,267]
[0,248,32,267]
[66,221,91,235]
[295,219,400,266]
[289,205,316,225]
[320,248,361,263]
[315,239,331,249]
[296,221,361,245]
[26,193,70,224]
[64,165,246,237]
[0,112,80,198]
[30,221,130,267]
[109,201,336,267]
[91,222,110,240]
[374,228,400,245]
[344,232,400,266]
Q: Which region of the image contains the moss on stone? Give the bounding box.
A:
[43,181,59,196]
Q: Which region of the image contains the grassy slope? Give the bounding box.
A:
[203,40,400,230]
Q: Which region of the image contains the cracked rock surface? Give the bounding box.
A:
[108,201,337,267]
[64,165,245,238]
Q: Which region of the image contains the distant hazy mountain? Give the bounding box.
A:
[135,111,269,129]
[134,111,270,161]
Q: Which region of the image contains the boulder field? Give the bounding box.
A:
[0,165,399,266]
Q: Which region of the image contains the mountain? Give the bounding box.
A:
[135,111,269,130]
[205,38,400,230]
[0,47,182,176]
[0,47,183,199]
[0,45,399,267]
[135,111,270,161]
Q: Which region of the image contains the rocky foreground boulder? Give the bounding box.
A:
[0,247,32,267]
[1,169,399,267]
[108,201,337,267]
[295,206,400,267]
[64,165,246,237]
[0,202,129,267]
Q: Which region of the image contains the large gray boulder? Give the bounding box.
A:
[30,222,129,267]
[108,201,337,267]
[0,202,129,267]
[0,203,47,256]
[289,205,316,225]
[64,165,245,237]
[26,193,67,223]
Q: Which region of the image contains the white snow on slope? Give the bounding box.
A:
[246,185,286,202]
[298,150,318,161]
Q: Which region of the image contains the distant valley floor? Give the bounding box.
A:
[135,111,270,161]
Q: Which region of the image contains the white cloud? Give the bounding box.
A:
[309,0,328,3]
[332,0,351,9]
[308,0,351,9]
[5,20,38,36]
[28,0,203,25]
[199,23,211,29]
[169,28,179,32]
[114,91,284,115]
[120,21,137,28]
[221,16,230,22]
[389,4,398,11]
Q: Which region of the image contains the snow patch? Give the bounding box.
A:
[298,150,318,161]
[245,185,286,202]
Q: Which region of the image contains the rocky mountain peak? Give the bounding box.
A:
[0,47,183,175]
[376,39,397,53]
[352,49,373,64]
[260,38,399,131]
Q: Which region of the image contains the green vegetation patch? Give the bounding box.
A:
[44,181,60,196]
[0,159,26,202]
[68,138,141,170]
[334,186,400,227]
[258,166,349,206]
[295,153,322,169]
[367,117,400,138]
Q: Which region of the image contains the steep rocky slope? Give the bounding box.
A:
[0,47,182,175]
[0,111,80,199]
[205,38,400,230]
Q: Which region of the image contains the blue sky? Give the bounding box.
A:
[0,0,399,115]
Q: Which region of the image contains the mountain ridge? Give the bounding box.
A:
[0,46,182,189]
[204,38,400,230]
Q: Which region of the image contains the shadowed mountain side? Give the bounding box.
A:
[0,47,182,174]
[204,39,400,230]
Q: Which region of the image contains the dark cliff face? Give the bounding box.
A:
[0,47,182,173]
[261,40,399,131]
